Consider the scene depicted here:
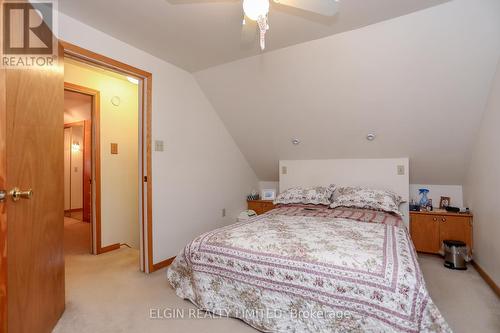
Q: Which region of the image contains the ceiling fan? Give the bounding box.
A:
[167,0,340,51]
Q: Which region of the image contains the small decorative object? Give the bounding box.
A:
[247,190,260,201]
[409,199,420,211]
[261,189,276,201]
[418,188,430,207]
[426,199,433,211]
[439,196,451,209]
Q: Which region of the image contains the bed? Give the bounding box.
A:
[167,204,451,332]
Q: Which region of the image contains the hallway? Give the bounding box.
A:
[64,217,90,256]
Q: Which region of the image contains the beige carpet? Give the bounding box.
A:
[53,249,500,333]
[64,217,91,255]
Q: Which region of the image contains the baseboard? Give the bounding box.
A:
[152,256,176,272]
[64,208,83,213]
[471,261,500,298]
[98,243,120,254]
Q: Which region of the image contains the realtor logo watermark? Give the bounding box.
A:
[1,0,58,68]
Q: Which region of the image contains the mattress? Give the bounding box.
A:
[167,205,451,332]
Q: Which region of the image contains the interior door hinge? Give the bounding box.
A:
[144,176,148,182]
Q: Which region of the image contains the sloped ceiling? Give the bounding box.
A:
[58,0,449,72]
[195,0,500,184]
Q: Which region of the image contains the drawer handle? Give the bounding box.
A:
[433,217,437,222]
[441,218,446,222]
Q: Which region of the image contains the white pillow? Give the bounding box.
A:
[274,184,336,206]
[330,186,402,215]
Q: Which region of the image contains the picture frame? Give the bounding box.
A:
[261,189,276,201]
[426,199,433,211]
[439,196,451,209]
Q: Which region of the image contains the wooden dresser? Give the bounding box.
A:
[410,211,473,254]
[247,200,276,215]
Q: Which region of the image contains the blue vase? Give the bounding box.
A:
[419,189,430,207]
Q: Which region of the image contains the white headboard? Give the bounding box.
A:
[279,158,410,226]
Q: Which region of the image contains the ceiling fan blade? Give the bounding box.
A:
[273,0,339,16]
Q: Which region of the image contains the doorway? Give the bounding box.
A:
[61,42,155,273]
[0,36,154,333]
[63,59,144,266]
[63,91,92,254]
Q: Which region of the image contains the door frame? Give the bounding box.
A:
[61,41,155,273]
[0,51,7,333]
[63,86,100,255]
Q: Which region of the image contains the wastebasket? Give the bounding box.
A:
[443,240,468,270]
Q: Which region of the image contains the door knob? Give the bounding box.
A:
[9,188,33,202]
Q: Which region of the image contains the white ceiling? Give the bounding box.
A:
[59,0,449,72]
[195,0,500,184]
[59,0,500,185]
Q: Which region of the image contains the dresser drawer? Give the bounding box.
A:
[247,200,275,215]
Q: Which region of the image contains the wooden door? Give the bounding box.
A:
[83,120,92,223]
[439,216,473,251]
[0,51,65,332]
[410,214,440,253]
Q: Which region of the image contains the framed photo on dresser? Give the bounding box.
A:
[261,189,276,201]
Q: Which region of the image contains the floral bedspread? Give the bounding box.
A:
[167,206,451,333]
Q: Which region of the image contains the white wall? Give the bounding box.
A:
[57,13,258,263]
[258,181,279,194]
[195,0,500,184]
[279,158,410,226]
[463,59,500,285]
[70,126,84,210]
[409,184,463,208]
[63,126,84,211]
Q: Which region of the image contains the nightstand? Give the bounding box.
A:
[247,200,275,215]
[410,211,473,254]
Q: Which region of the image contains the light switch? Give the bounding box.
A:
[282,166,287,175]
[397,165,405,175]
[155,140,164,152]
[111,143,118,154]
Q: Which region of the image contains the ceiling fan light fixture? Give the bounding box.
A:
[242,0,270,21]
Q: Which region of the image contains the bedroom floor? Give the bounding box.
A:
[53,249,500,333]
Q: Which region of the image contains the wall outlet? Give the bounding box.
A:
[397,165,405,175]
[282,166,287,175]
[155,140,164,152]
[222,208,226,217]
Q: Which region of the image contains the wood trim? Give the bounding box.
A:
[409,211,473,218]
[152,256,176,271]
[60,41,152,78]
[471,261,500,298]
[145,78,154,272]
[64,120,85,129]
[97,243,121,255]
[0,51,7,333]
[64,82,100,97]
[64,82,102,255]
[64,208,83,213]
[83,120,92,223]
[62,41,154,272]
